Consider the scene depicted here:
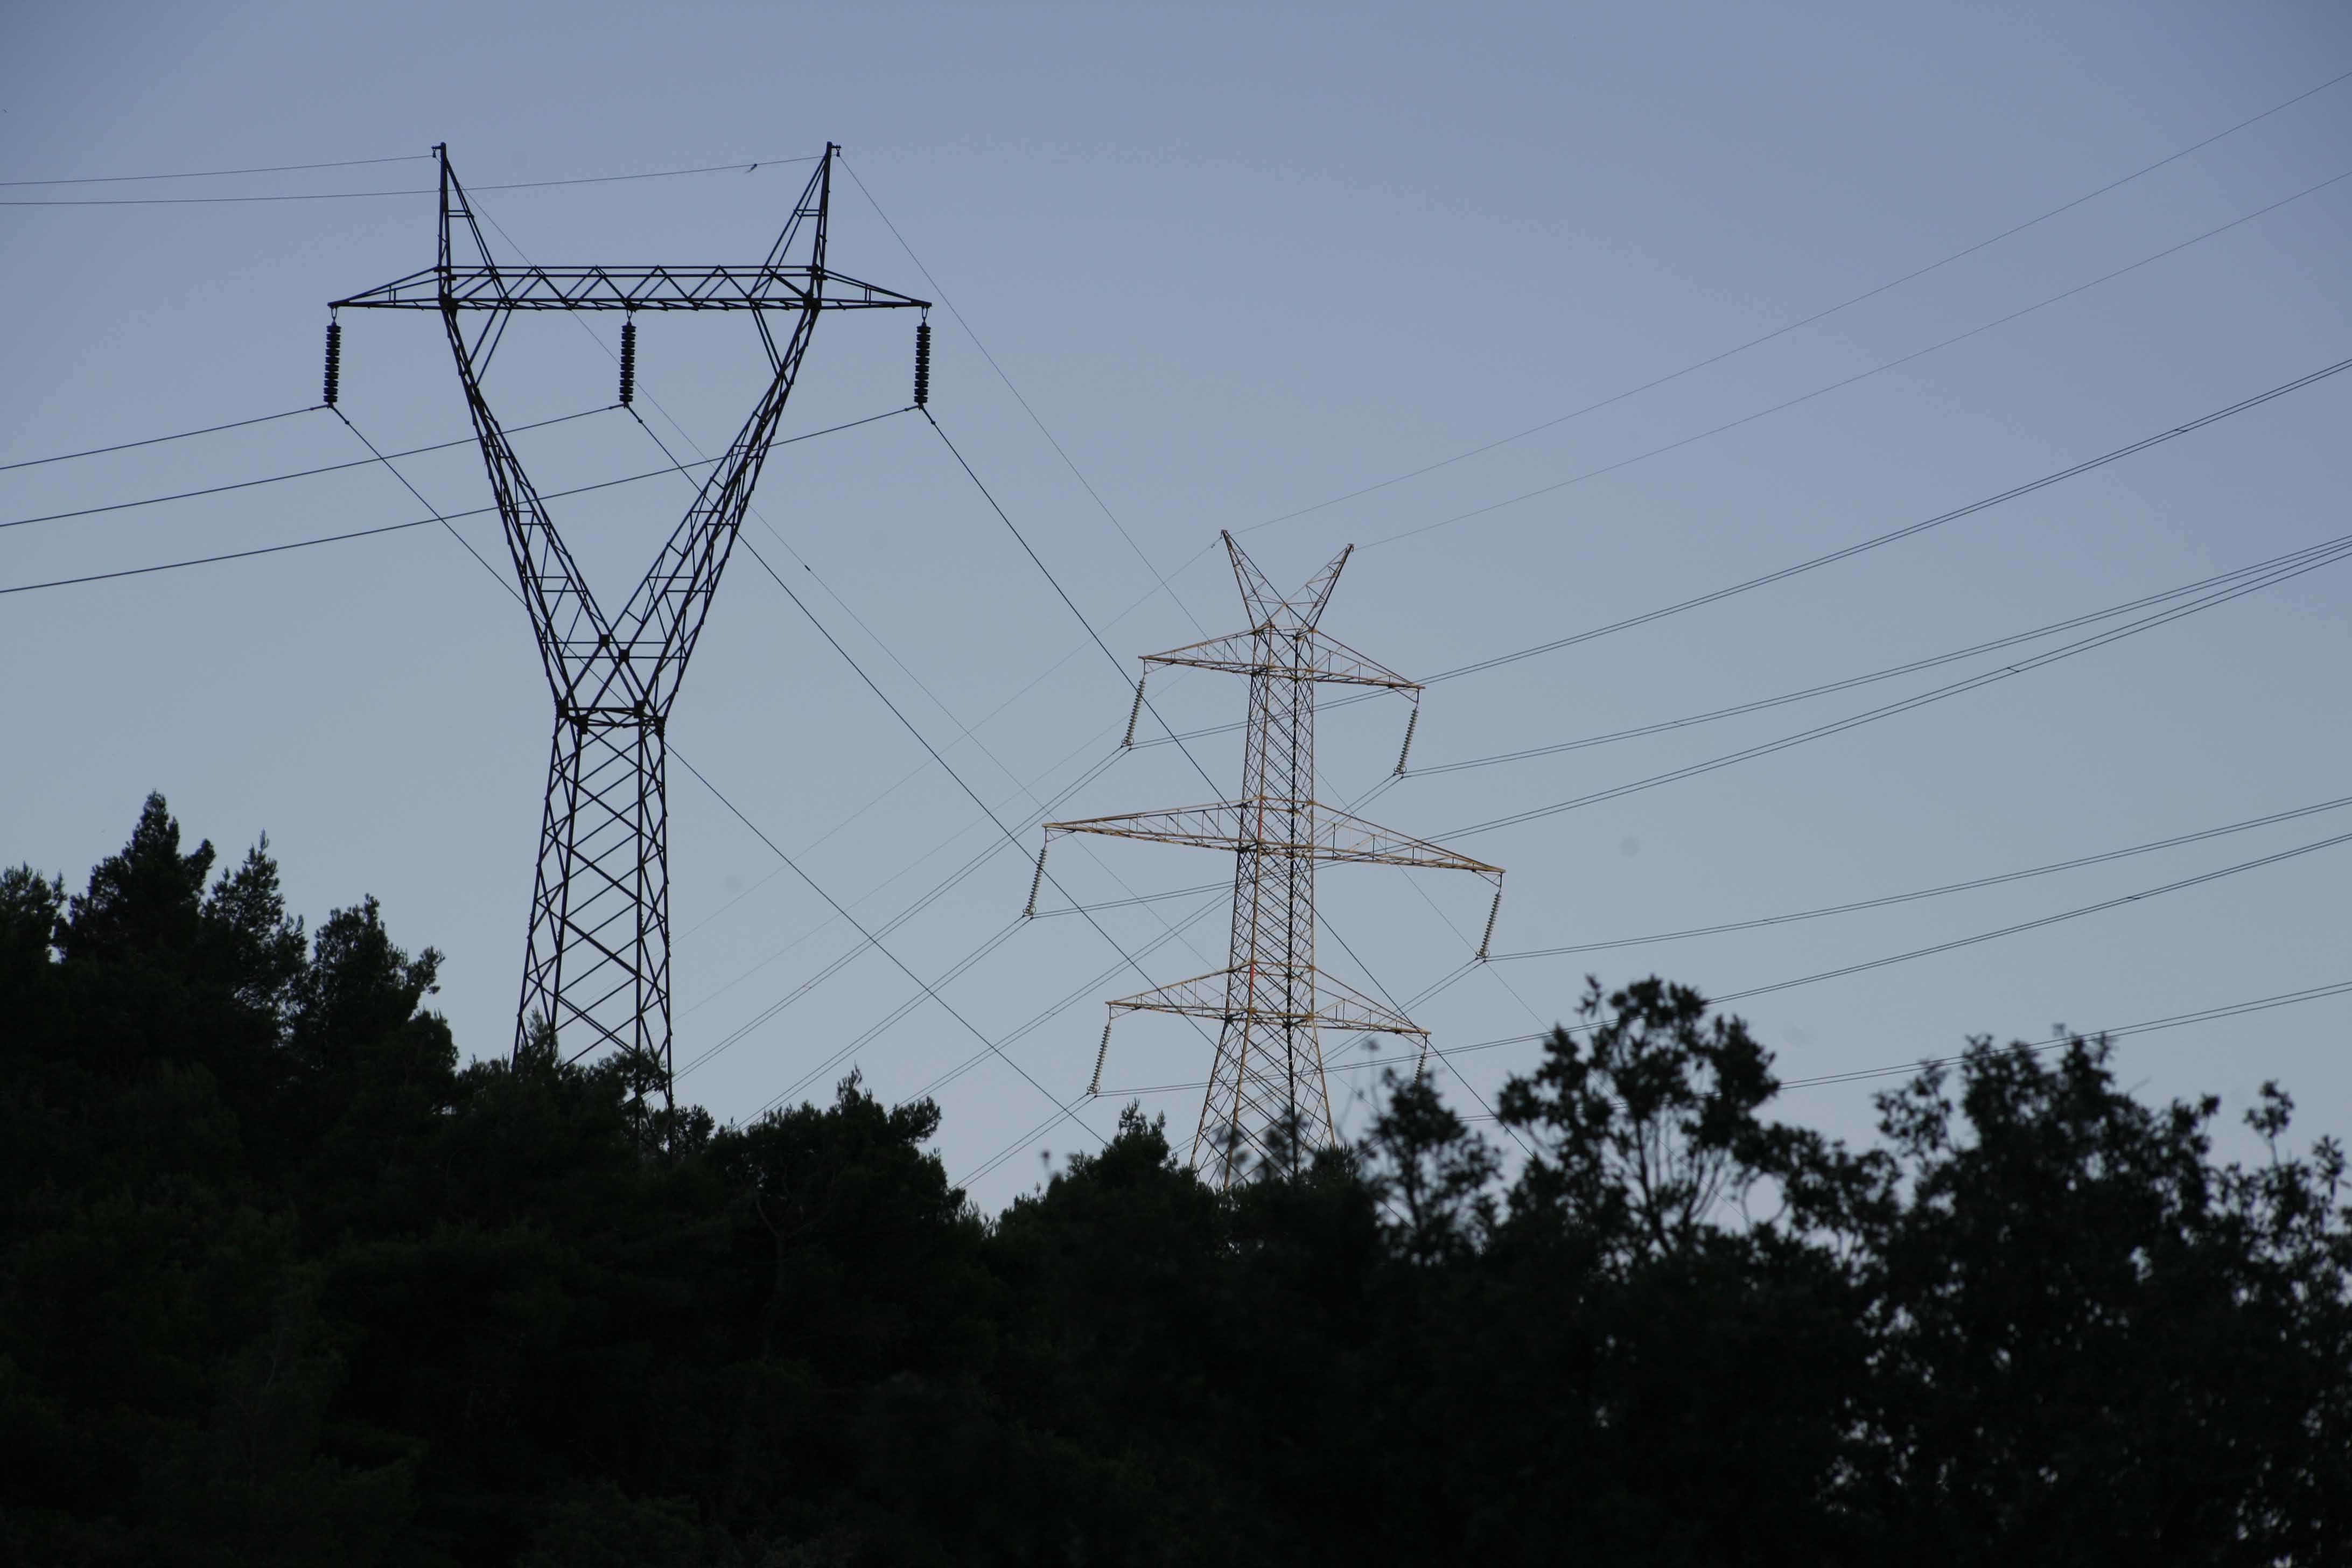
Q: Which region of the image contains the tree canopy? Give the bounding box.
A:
[4,795,2347,1564]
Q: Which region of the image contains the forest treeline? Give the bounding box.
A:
[4,794,2349,1565]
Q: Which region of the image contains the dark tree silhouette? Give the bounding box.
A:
[3,797,2346,1564]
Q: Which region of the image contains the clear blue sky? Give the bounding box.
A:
[5,0,2349,1203]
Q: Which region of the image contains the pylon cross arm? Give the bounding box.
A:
[333,263,927,313]
[1142,626,1419,690]
[1311,805,1503,878]
[1107,965,1430,1037]
[1044,801,1499,879]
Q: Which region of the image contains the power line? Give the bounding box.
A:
[594,394,1223,1095]
[0,154,821,206]
[1434,537,2352,842]
[1770,979,2352,1094]
[921,409,1227,801]
[1115,351,2352,763]
[1,405,613,532]
[1417,353,2352,687]
[1408,530,2352,776]
[1342,165,2352,552]
[1,152,430,187]
[841,157,1210,639]
[0,405,319,473]
[1241,65,2352,534]
[1112,823,2352,1097]
[1488,792,2352,962]
[670,751,1107,1149]
[0,407,909,596]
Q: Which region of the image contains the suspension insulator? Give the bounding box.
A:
[913,319,932,408]
[1023,841,1049,919]
[1121,669,1148,747]
[1088,1018,1114,1095]
[321,320,342,408]
[618,318,637,407]
[1393,704,1420,775]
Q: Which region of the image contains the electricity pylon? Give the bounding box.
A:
[333,145,926,1109]
[1038,531,1502,1185]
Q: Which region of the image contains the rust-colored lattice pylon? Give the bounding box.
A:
[1039,531,1502,1185]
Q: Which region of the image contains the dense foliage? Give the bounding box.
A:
[5,795,2348,1564]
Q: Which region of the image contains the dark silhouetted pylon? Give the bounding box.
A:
[1040,531,1502,1185]
[333,145,926,1110]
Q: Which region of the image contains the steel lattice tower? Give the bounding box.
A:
[1040,531,1502,1185]
[334,145,926,1107]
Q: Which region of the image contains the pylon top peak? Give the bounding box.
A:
[1220,529,1354,633]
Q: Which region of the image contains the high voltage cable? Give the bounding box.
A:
[891,899,1229,1111]
[1106,823,2352,1099]
[0,405,320,472]
[332,409,520,597]
[1486,792,2352,961]
[1336,165,2352,554]
[842,158,1212,640]
[922,409,1226,797]
[0,405,612,531]
[1242,65,2352,534]
[677,739,1129,1024]
[1407,531,2352,776]
[1439,979,2352,1122]
[792,117,2352,796]
[2,152,430,187]
[101,396,1110,1140]
[0,155,820,206]
[1768,980,2352,1093]
[592,379,1221,1088]
[670,752,1108,1149]
[323,387,1073,1109]
[0,407,910,596]
[670,745,1130,1080]
[1113,351,2352,760]
[1389,353,2352,685]
[1432,538,2352,842]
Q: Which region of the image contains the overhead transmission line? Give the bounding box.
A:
[0,154,820,206]
[1103,819,2352,1099]
[1484,792,2352,961]
[1,152,430,186]
[0,407,910,596]
[1405,530,2352,778]
[1429,534,2352,843]
[672,751,1107,1148]
[1003,256,2352,769]
[0,405,611,531]
[1242,64,2352,534]
[330,388,1114,1145]
[655,356,2351,1137]
[1468,972,2352,1117]
[0,405,321,472]
[603,402,1224,1089]
[1115,350,2352,760]
[1342,164,2352,552]
[1430,977,2352,1124]
[841,157,1210,639]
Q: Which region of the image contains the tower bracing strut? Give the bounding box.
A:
[1044,531,1502,1186]
[334,144,927,1111]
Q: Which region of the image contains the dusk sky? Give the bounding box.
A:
[5,0,2349,1203]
